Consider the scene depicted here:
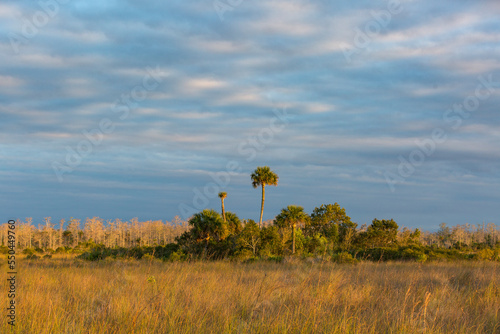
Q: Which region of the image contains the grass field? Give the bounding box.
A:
[1,257,500,333]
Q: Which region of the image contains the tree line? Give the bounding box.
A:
[1,166,499,262]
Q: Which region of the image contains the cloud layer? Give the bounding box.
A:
[1,0,499,228]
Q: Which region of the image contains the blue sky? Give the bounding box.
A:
[1,0,499,229]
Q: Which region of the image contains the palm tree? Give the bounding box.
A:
[218,192,227,222]
[188,209,228,255]
[251,166,279,227]
[275,205,309,254]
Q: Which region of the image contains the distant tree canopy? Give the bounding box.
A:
[176,209,239,258]
[357,218,399,248]
[307,203,357,243]
[1,168,499,263]
[2,208,499,263]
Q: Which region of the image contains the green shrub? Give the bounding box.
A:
[332,252,357,264]
[154,243,180,259]
[474,249,495,261]
[416,253,428,263]
[168,251,187,262]
[266,255,284,263]
[304,234,329,255]
[494,249,500,262]
[127,247,146,259]
[142,254,155,261]
[242,256,260,264]
[55,247,67,253]
[22,248,35,255]
[234,249,254,261]
[357,247,400,261]
[401,248,427,262]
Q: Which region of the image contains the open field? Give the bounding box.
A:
[2,257,500,334]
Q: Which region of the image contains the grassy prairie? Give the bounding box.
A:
[1,257,500,333]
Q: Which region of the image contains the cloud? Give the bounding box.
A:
[0,0,499,228]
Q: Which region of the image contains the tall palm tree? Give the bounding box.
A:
[218,191,227,222]
[251,166,279,227]
[275,205,309,254]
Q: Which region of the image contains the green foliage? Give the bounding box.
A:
[416,253,428,263]
[251,166,279,188]
[410,228,421,242]
[355,246,431,262]
[259,225,283,257]
[225,211,242,235]
[168,251,186,262]
[23,248,35,255]
[275,205,309,254]
[304,234,329,255]
[153,243,180,259]
[284,228,305,254]
[331,251,357,264]
[358,218,399,248]
[77,245,179,261]
[274,205,310,229]
[237,220,261,256]
[474,249,495,261]
[58,201,497,264]
[175,209,241,259]
[400,248,427,262]
[77,247,107,261]
[234,248,254,261]
[55,247,65,253]
[142,254,155,261]
[189,209,229,243]
[308,203,356,245]
[176,209,225,258]
[266,255,284,263]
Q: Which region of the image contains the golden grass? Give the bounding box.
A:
[1,257,499,333]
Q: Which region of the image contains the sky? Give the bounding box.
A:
[1,0,499,230]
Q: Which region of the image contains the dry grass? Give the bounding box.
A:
[1,256,500,333]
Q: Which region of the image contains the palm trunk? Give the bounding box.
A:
[204,235,211,259]
[259,184,265,227]
[292,223,296,254]
[221,199,226,222]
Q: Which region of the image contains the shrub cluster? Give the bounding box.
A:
[63,205,500,264]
